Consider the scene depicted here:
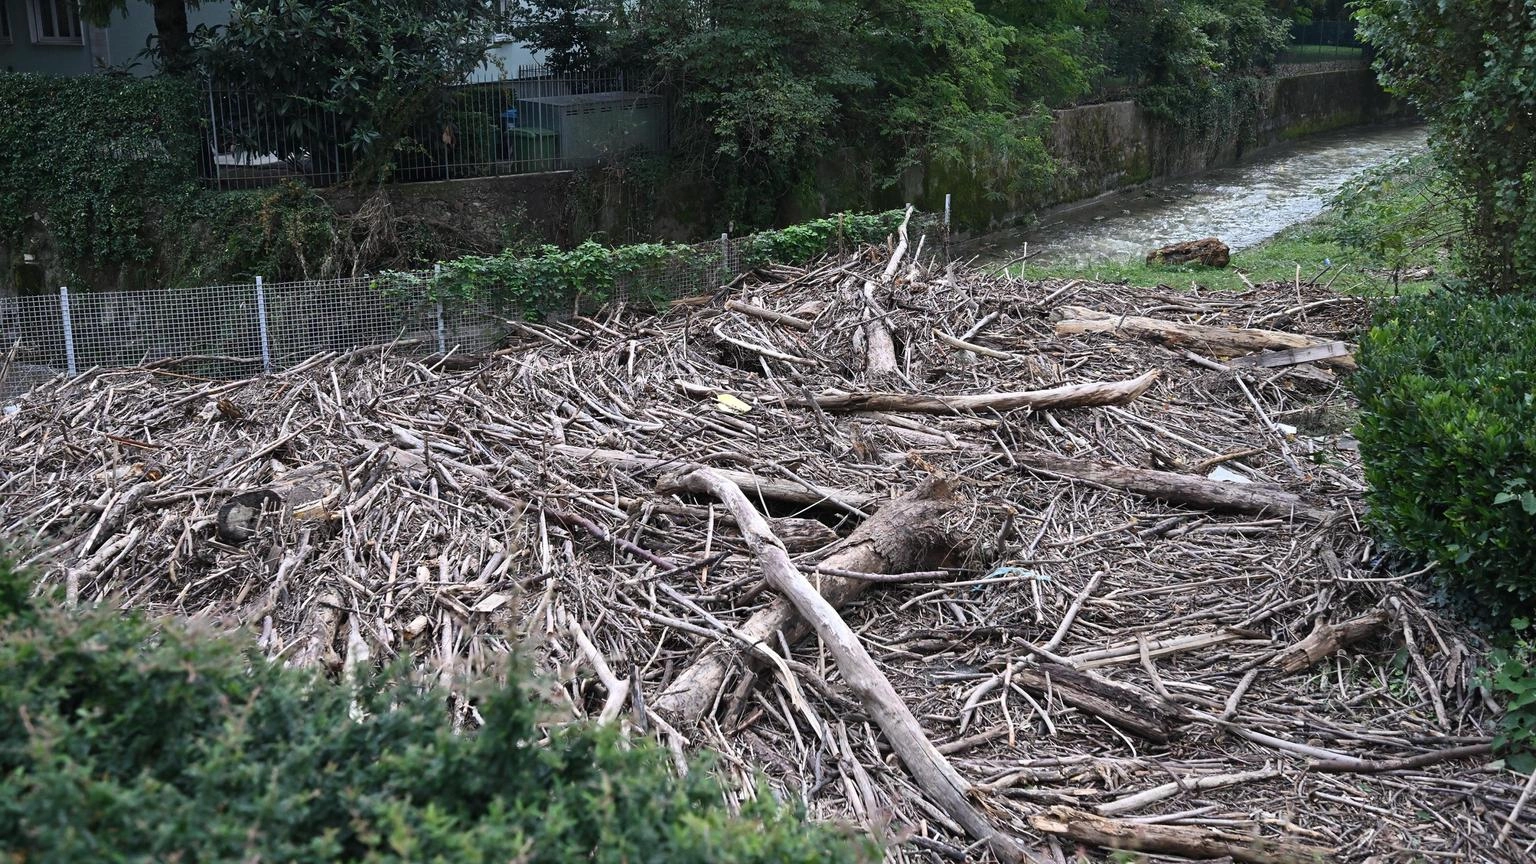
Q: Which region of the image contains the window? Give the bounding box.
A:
[1,5,13,44]
[28,0,83,46]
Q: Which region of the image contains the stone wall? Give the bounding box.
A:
[1038,67,1407,217]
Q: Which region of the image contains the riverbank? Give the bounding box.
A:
[1007,152,1457,295]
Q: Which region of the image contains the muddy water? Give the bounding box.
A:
[977,124,1427,266]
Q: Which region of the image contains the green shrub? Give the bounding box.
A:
[1484,632,1536,774]
[1353,292,1536,625]
[383,209,909,315]
[0,560,872,863]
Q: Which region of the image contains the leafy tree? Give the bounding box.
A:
[197,0,508,185]
[1354,0,1536,293]
[79,0,205,74]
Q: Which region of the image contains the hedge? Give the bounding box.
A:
[0,560,873,863]
[1352,291,1536,626]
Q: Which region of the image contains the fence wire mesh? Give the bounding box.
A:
[0,214,943,403]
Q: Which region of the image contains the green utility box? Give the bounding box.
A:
[506,126,559,168]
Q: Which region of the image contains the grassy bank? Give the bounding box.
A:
[1010,154,1459,294]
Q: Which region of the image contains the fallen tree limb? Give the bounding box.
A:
[549,444,877,512]
[669,467,1031,863]
[1029,806,1333,864]
[725,299,816,331]
[790,370,1159,414]
[1052,305,1355,370]
[1309,742,1493,774]
[1097,766,1281,815]
[1271,611,1389,674]
[1018,453,1335,522]
[1009,661,1184,743]
[652,477,956,724]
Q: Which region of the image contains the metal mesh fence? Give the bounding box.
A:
[203,66,661,190]
[0,213,944,402]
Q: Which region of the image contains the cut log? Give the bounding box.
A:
[1271,610,1389,674]
[1010,661,1184,743]
[790,370,1159,414]
[1018,453,1335,522]
[1052,305,1355,370]
[550,444,877,512]
[1029,806,1334,864]
[652,477,957,725]
[668,467,1031,863]
[1226,341,1352,369]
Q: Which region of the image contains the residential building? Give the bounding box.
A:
[0,1,538,78]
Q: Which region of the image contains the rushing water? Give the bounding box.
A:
[976,124,1428,266]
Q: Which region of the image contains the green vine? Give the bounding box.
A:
[0,73,204,284]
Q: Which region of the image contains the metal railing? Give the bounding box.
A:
[1274,20,1370,66]
[202,66,664,190]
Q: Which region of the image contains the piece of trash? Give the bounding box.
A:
[988,565,1049,581]
[716,393,752,414]
[1208,465,1252,484]
[1276,422,1298,438]
[2,405,18,417]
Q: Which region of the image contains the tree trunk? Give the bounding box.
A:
[153,0,191,73]
[1052,305,1356,370]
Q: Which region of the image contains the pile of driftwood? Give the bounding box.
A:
[2,220,1531,863]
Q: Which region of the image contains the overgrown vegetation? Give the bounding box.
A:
[0,559,873,862]
[1352,292,1536,770]
[0,74,204,285]
[388,210,911,314]
[507,0,1307,225]
[197,0,508,185]
[1355,0,1536,294]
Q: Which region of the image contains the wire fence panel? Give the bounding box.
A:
[203,66,663,190]
[0,213,936,402]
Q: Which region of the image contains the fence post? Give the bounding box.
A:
[433,264,447,355]
[944,193,952,230]
[58,286,77,378]
[254,276,273,374]
[720,232,731,281]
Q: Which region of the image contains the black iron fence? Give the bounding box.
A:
[201,66,665,190]
[1275,19,1371,66]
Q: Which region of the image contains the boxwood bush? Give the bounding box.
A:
[1353,291,1536,625]
[0,561,872,863]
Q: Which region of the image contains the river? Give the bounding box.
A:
[974,123,1427,265]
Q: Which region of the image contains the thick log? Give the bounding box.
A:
[1010,661,1184,743]
[791,370,1159,414]
[669,468,1030,863]
[652,478,958,725]
[1018,453,1335,522]
[1052,305,1355,370]
[550,444,877,512]
[1029,807,1333,864]
[1271,610,1389,674]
